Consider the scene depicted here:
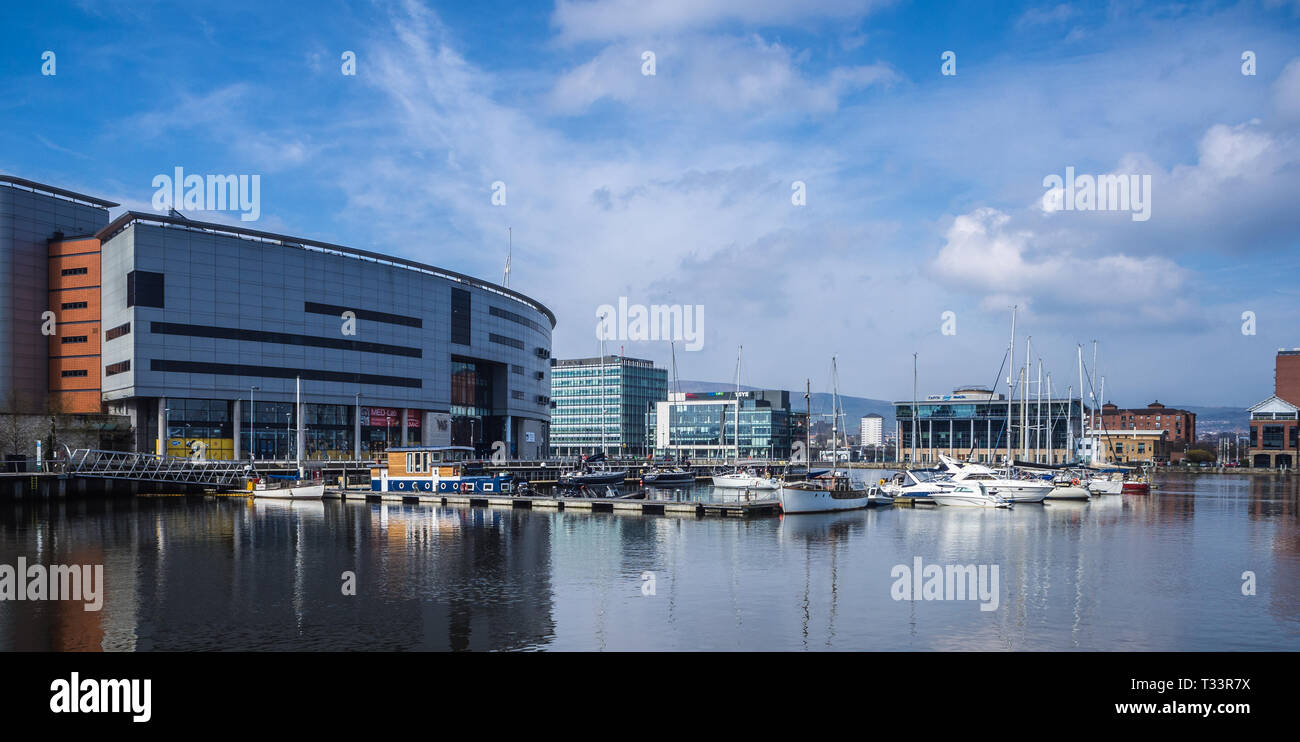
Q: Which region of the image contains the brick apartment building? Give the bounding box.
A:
[1100,400,1195,461]
[1247,349,1300,468]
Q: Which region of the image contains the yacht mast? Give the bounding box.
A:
[831,357,840,478]
[1077,344,1085,463]
[1007,306,1016,467]
[1022,336,1031,461]
[912,352,918,466]
[1036,358,1043,463]
[734,345,742,466]
[805,378,812,471]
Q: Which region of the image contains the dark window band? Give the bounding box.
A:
[106,322,131,341]
[305,302,421,328]
[490,305,548,335]
[150,322,421,358]
[150,359,422,388]
[106,360,130,376]
[489,333,524,350]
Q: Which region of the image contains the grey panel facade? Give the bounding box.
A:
[98,220,554,453]
[0,183,110,412]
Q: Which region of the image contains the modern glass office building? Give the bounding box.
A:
[549,355,667,457]
[648,390,803,460]
[1,175,555,461]
[894,386,1090,464]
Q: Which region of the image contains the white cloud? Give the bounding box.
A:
[552,0,887,43]
[549,35,896,115]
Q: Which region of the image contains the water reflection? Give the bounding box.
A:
[0,473,1296,651]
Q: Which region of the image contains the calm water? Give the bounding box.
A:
[1,472,1297,651]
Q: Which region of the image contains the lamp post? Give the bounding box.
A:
[354,392,363,461]
[249,386,259,460]
[163,407,171,457]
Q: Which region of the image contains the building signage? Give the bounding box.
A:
[361,407,419,427]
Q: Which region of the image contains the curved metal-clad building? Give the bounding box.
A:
[2,175,555,460]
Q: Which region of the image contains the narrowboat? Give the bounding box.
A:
[370,446,514,495]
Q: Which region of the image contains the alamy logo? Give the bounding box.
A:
[890,557,1000,611]
[49,672,151,723]
[0,558,103,611]
[152,167,261,221]
[1042,166,1151,222]
[596,298,704,351]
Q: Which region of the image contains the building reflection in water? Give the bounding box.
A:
[0,497,556,651]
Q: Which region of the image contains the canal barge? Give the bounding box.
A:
[370,446,514,494]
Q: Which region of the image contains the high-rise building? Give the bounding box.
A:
[549,355,667,457]
[859,413,883,446]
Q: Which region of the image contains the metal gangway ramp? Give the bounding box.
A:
[65,449,247,489]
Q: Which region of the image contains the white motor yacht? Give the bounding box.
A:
[929,481,1011,508]
[937,455,1052,503]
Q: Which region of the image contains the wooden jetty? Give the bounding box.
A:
[322,488,781,518]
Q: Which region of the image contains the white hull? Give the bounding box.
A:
[929,482,1010,508]
[1088,478,1123,495]
[1045,485,1091,500]
[931,493,1009,507]
[254,483,325,500]
[982,483,1051,503]
[712,473,780,490]
[779,486,871,513]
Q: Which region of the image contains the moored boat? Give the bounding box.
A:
[930,481,1011,508]
[780,473,879,513]
[370,445,515,494]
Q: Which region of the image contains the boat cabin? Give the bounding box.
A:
[370,446,513,494]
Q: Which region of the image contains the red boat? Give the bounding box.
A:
[1122,481,1150,495]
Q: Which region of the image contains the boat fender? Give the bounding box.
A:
[1071,478,1080,486]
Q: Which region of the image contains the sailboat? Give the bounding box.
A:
[250,376,325,499]
[712,345,781,491]
[778,358,881,513]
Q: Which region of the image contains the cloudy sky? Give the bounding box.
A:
[3,0,1298,406]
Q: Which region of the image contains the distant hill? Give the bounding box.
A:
[677,380,896,426]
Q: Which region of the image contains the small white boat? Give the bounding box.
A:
[251,479,325,500]
[780,473,878,513]
[867,490,894,507]
[712,470,780,490]
[930,482,1011,508]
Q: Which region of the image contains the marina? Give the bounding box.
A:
[2,471,1295,652]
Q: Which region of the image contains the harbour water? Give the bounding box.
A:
[1,472,1296,651]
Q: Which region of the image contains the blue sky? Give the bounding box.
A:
[2,0,1298,406]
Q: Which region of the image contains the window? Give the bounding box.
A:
[61,267,88,276]
[60,369,88,377]
[61,335,88,344]
[127,270,164,308]
[489,333,524,350]
[511,390,525,400]
[511,364,523,375]
[105,322,131,341]
[105,360,130,376]
[451,288,471,345]
[61,301,88,310]
[406,452,428,473]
